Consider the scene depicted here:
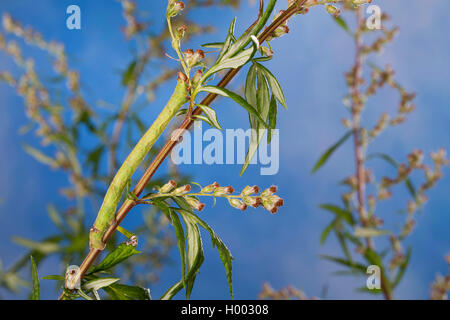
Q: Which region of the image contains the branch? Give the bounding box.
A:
[59,0,308,300]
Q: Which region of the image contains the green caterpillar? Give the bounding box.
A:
[89,73,189,250]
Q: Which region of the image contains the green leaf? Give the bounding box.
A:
[180,213,204,299]
[195,104,222,130]
[240,69,270,175]
[199,86,268,128]
[189,213,234,299]
[172,198,234,299]
[366,153,417,200]
[319,204,355,225]
[88,243,140,274]
[217,18,236,62]
[83,278,120,291]
[104,284,151,300]
[245,64,258,108]
[122,60,137,86]
[333,16,351,35]
[320,218,337,245]
[86,145,104,176]
[30,256,40,300]
[254,62,287,109]
[42,274,64,281]
[392,246,412,288]
[207,47,255,77]
[13,237,60,254]
[320,255,367,274]
[268,94,277,143]
[354,227,390,238]
[201,42,224,49]
[311,130,354,174]
[22,144,57,167]
[160,280,183,300]
[169,209,187,287]
[336,230,352,263]
[47,204,67,233]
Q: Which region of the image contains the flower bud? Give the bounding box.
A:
[192,69,203,87]
[407,149,424,168]
[214,186,234,196]
[176,25,187,40]
[185,196,205,211]
[243,196,261,208]
[167,1,185,18]
[325,5,341,17]
[260,46,274,57]
[241,185,260,196]
[272,25,289,39]
[172,184,191,195]
[184,49,205,67]
[201,181,219,193]
[353,0,372,5]
[261,186,277,198]
[228,198,247,211]
[177,71,188,83]
[160,180,177,193]
[271,195,284,207]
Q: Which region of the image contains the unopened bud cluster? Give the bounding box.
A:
[167,0,185,18]
[259,282,310,300]
[153,181,283,214]
[430,255,450,300]
[183,49,205,68]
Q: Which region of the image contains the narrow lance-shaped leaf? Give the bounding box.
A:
[160,280,183,300]
[320,218,338,245]
[83,278,120,292]
[217,18,236,62]
[122,60,137,86]
[319,204,355,226]
[30,256,40,300]
[366,153,417,201]
[333,16,352,35]
[188,212,234,299]
[199,86,268,128]
[42,274,65,281]
[311,130,354,174]
[392,246,412,288]
[241,69,270,175]
[172,197,234,299]
[254,62,287,109]
[180,213,204,299]
[22,144,57,167]
[354,227,390,238]
[169,208,187,287]
[104,283,151,300]
[88,243,140,274]
[268,94,277,143]
[320,255,367,274]
[195,104,222,130]
[201,42,224,49]
[206,47,255,77]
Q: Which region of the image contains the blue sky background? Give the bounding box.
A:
[0,0,449,299]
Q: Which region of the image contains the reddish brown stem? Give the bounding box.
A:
[352,7,392,300]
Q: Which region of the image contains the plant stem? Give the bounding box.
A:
[352,7,392,300]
